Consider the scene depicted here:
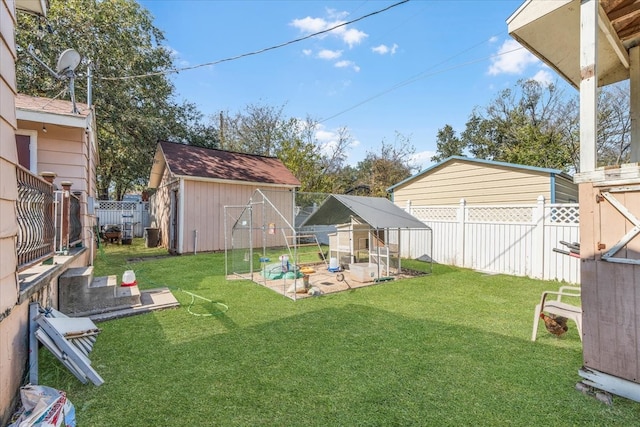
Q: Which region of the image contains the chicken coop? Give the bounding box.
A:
[300,194,433,281]
[225,192,432,299]
[225,189,327,300]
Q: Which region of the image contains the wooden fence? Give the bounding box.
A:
[406,196,580,283]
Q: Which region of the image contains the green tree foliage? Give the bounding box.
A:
[16,0,211,199]
[431,124,465,162]
[352,132,417,198]
[460,79,572,170]
[221,104,352,193]
[432,79,631,173]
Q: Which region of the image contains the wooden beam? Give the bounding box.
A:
[580,0,598,173]
[598,4,630,69]
[631,45,640,162]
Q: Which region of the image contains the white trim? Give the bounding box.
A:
[178,178,185,254]
[15,129,38,174]
[579,368,640,403]
[173,173,298,189]
[16,108,90,129]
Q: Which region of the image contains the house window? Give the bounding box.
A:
[15,130,38,173]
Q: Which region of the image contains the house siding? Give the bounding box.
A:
[17,121,89,191]
[0,0,22,422]
[392,160,556,205]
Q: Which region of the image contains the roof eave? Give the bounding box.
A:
[507,0,631,89]
[16,108,91,128]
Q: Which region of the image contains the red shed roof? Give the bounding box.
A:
[151,141,300,188]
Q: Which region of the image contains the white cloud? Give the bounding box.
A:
[291,16,328,34]
[337,27,368,48]
[411,150,436,171]
[290,11,368,48]
[488,39,538,75]
[531,69,554,85]
[335,60,360,72]
[302,49,312,56]
[488,36,498,43]
[372,43,398,55]
[317,49,342,60]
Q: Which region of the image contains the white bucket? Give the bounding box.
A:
[329,257,339,269]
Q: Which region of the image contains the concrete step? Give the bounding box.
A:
[59,267,142,316]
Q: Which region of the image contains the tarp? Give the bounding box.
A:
[299,194,429,230]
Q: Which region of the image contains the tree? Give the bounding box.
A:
[460,79,573,170]
[431,124,465,162]
[16,0,201,199]
[354,132,417,197]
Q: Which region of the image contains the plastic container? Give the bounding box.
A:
[348,263,380,283]
[121,270,137,287]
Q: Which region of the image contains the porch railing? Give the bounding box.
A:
[53,183,83,253]
[16,166,55,271]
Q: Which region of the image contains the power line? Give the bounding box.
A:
[99,0,410,81]
[319,44,524,124]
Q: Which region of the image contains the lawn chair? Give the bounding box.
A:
[532,285,582,341]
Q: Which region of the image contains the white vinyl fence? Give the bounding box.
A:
[407,196,580,284]
[95,201,150,237]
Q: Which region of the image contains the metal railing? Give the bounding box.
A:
[16,166,55,271]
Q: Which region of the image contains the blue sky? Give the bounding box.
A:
[138,0,563,170]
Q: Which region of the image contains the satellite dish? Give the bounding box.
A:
[56,49,81,74]
[23,45,82,114]
[55,49,81,113]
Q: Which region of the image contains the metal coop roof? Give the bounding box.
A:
[300,194,430,230]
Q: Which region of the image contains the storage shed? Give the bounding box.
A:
[148,141,300,254]
[388,156,577,205]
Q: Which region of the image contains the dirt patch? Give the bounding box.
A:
[127,255,174,263]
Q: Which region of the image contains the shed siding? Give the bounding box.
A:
[554,175,579,203]
[393,161,553,205]
[181,180,294,253]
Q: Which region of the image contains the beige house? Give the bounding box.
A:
[388,156,578,206]
[16,93,98,251]
[148,141,301,254]
[0,2,98,423]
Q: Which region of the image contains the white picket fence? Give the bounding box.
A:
[407,196,580,283]
[95,201,150,238]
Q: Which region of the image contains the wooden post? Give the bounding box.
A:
[579,0,598,173]
[630,46,640,163]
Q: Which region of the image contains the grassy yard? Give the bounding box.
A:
[36,239,639,426]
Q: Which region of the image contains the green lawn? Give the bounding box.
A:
[37,239,639,426]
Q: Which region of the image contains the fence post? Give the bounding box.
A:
[532,195,545,279]
[456,198,466,267]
